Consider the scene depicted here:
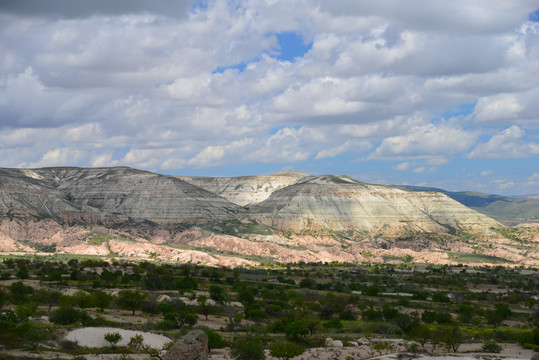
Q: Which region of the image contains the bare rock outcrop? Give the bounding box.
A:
[163,330,208,360]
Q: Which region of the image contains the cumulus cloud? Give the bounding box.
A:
[315,140,372,159]
[0,0,193,19]
[0,0,538,195]
[368,124,477,160]
[474,94,524,123]
[468,126,539,158]
[31,147,85,167]
[392,162,410,171]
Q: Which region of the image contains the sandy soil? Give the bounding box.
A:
[0,342,534,360]
[64,327,171,348]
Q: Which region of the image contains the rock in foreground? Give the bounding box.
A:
[163,330,208,360]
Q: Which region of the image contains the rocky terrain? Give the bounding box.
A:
[0,166,537,267]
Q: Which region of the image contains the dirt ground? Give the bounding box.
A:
[1,342,535,360]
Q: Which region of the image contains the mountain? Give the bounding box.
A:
[0,167,243,225]
[395,185,539,225]
[248,175,500,235]
[1,167,536,267]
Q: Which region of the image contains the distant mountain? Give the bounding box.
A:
[395,185,539,225]
[1,167,536,267]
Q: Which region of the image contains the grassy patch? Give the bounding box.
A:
[449,252,514,264]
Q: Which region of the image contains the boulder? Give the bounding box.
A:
[157,295,171,303]
[531,353,539,360]
[325,338,343,347]
[163,330,208,360]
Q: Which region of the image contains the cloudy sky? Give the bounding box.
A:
[1,1,538,195]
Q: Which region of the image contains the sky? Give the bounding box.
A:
[0,1,538,196]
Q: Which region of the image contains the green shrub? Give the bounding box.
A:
[482,341,503,353]
[203,328,227,350]
[269,341,305,360]
[230,334,265,360]
[50,306,92,325]
[104,332,122,348]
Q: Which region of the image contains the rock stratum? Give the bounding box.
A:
[0,167,537,267]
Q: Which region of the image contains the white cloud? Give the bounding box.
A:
[91,153,119,168]
[0,0,537,194]
[527,173,539,185]
[368,124,477,160]
[315,140,372,159]
[468,126,539,158]
[474,94,524,123]
[480,170,493,176]
[393,162,410,171]
[188,138,254,167]
[413,166,426,173]
[31,147,85,167]
[497,181,515,190]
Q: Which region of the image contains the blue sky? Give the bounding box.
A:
[0,0,538,196]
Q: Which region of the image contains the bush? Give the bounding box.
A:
[204,328,227,350]
[482,341,503,353]
[269,341,305,360]
[230,334,265,360]
[104,332,122,348]
[50,307,92,325]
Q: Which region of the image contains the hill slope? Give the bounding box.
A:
[177,171,307,206]
[0,167,243,225]
[248,175,500,235]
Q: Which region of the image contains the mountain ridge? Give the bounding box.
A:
[0,166,536,267]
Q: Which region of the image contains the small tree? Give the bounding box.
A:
[269,341,305,360]
[197,295,213,320]
[409,324,431,348]
[285,320,308,342]
[302,314,320,336]
[0,288,8,309]
[174,309,198,328]
[116,289,149,315]
[440,326,463,352]
[104,332,122,348]
[129,334,166,360]
[92,291,112,312]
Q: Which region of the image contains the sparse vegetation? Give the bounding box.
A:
[0,256,536,359]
